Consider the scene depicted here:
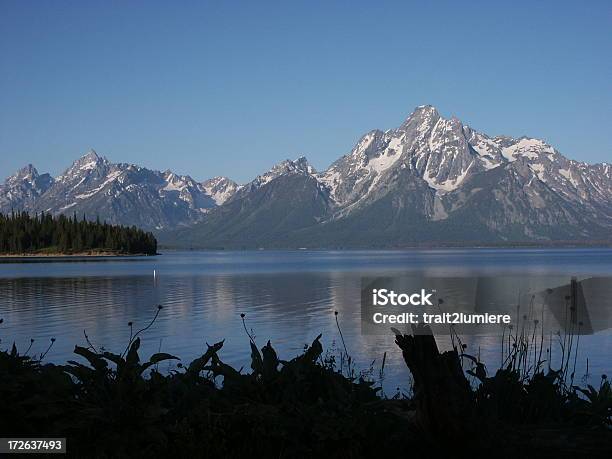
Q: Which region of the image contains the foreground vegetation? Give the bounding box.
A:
[0,211,157,255]
[1,310,611,458]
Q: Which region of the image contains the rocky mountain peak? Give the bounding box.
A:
[274,156,314,174]
[201,176,239,205]
[53,150,112,187]
[411,104,440,119]
[0,163,54,210]
[398,105,442,133]
[9,164,39,183]
[74,149,107,167]
[266,156,314,178]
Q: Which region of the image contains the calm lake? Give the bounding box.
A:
[1,249,611,393]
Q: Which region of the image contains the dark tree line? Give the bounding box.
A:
[0,212,157,255]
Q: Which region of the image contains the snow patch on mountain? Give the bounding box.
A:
[75,171,123,199]
[201,176,239,205]
[501,138,554,161]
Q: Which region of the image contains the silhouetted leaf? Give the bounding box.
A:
[74,346,108,371]
[125,338,141,369]
[261,340,279,379]
[187,339,224,377]
[140,353,180,374]
[102,351,124,366]
[304,334,323,362]
[250,341,263,375]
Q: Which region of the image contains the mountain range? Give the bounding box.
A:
[2,106,611,248]
[0,151,238,231]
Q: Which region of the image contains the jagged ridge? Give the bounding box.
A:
[2,106,610,245]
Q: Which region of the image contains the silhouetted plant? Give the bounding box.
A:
[1,307,610,458]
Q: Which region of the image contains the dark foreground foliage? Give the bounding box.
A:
[0,335,416,458]
[1,318,611,458]
[0,211,157,255]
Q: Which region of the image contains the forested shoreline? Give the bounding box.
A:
[0,212,157,256]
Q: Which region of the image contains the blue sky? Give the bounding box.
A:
[1,0,610,183]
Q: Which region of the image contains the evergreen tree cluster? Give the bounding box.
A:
[0,212,157,255]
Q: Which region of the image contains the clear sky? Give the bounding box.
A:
[1,0,610,183]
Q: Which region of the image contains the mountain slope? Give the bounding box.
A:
[167,159,332,248]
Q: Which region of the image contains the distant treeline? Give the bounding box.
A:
[0,212,157,255]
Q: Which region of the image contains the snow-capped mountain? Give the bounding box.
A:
[2,106,610,246]
[319,105,611,218]
[0,164,54,212]
[164,106,612,247]
[0,150,238,230]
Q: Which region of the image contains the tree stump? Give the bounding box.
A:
[395,324,474,442]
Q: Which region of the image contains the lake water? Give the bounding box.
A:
[1,249,611,393]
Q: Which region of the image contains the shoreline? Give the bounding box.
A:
[0,252,157,259]
[157,243,612,252]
